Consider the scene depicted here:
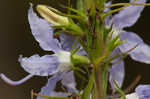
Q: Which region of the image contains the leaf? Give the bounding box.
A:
[81,73,94,99]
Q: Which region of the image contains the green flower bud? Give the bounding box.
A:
[37,5,69,26]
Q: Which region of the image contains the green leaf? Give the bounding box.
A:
[113,80,126,99]
[81,73,94,99]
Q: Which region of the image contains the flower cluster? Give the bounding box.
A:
[1,0,150,99]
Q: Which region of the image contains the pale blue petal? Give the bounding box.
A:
[37,74,67,99]
[28,4,60,53]
[109,60,124,89]
[18,54,59,76]
[76,47,87,55]
[113,0,146,29]
[0,74,34,86]
[104,1,112,12]
[130,43,150,64]
[136,85,150,99]
[104,1,112,27]
[119,32,150,64]
[119,31,143,53]
[60,33,75,51]
[109,48,125,91]
[60,33,86,55]
[61,71,78,93]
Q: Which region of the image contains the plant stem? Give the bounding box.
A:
[94,66,103,99]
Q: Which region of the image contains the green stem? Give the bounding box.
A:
[94,63,109,99]
[94,66,103,99]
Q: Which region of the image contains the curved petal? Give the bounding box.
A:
[136,85,150,99]
[37,74,67,99]
[0,74,34,86]
[28,4,60,53]
[109,59,125,91]
[119,31,150,64]
[19,54,59,76]
[113,0,146,29]
[61,71,78,93]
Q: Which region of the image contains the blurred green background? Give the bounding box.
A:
[0,0,150,99]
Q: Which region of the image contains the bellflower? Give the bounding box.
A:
[0,4,83,90]
[106,0,150,90]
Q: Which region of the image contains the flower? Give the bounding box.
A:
[36,71,77,99]
[125,84,150,99]
[105,0,149,90]
[135,84,150,99]
[0,4,83,89]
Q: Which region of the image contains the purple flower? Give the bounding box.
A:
[125,84,150,99]
[37,71,77,99]
[0,4,79,91]
[135,84,150,99]
[107,0,149,90]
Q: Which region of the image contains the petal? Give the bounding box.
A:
[19,54,59,76]
[109,60,125,90]
[61,71,78,93]
[126,93,139,99]
[60,33,86,55]
[113,0,146,29]
[56,51,71,72]
[0,74,34,86]
[60,33,75,51]
[119,32,150,64]
[136,85,150,98]
[104,1,112,27]
[130,43,150,64]
[119,31,143,53]
[28,4,60,53]
[37,74,67,99]
[109,48,125,90]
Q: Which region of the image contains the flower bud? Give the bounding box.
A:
[37,5,69,26]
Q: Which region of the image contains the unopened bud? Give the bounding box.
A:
[37,5,69,26]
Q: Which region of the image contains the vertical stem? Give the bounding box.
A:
[94,66,103,99]
[94,63,108,99]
